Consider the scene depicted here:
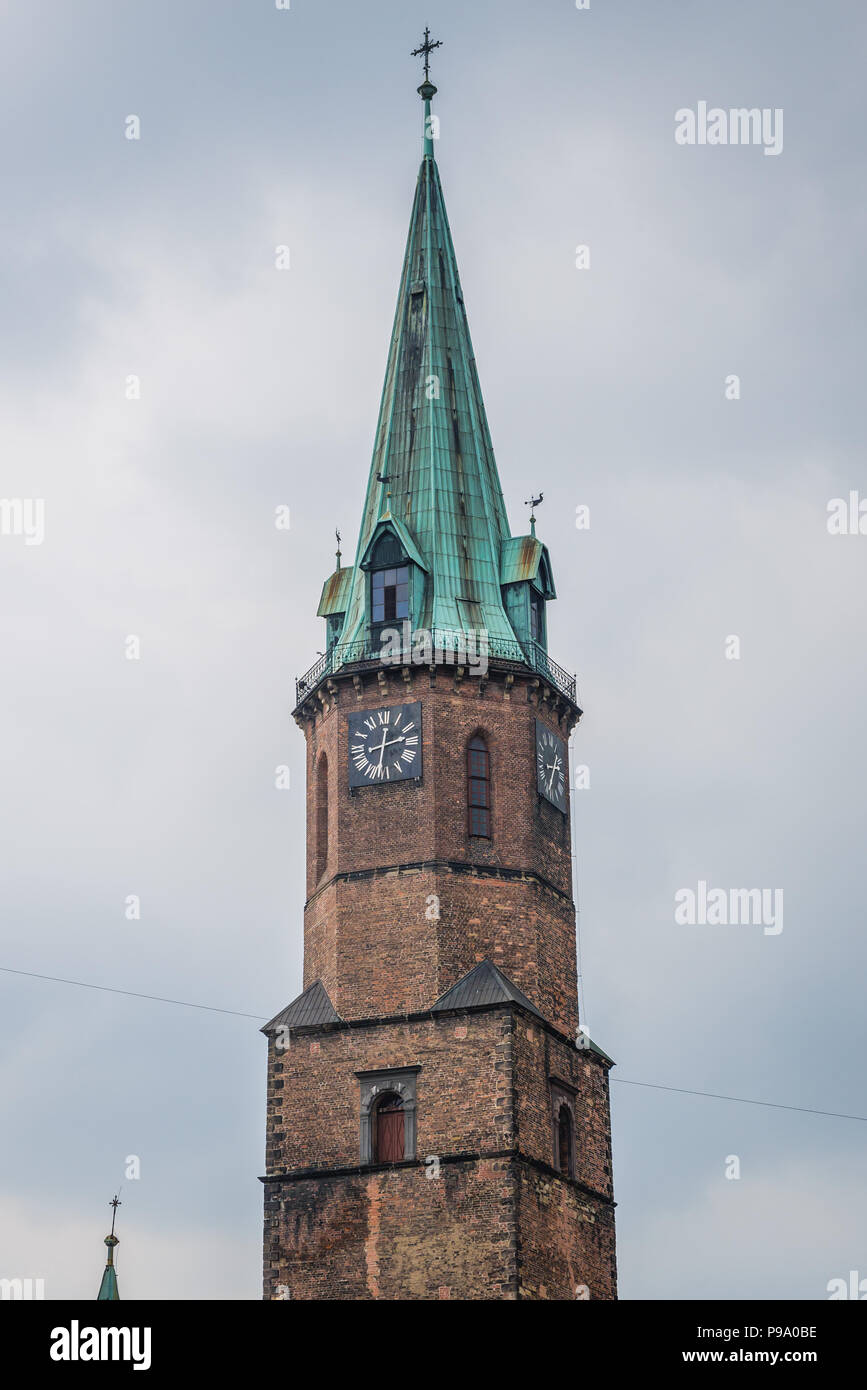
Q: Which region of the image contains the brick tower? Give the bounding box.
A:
[261,50,617,1301]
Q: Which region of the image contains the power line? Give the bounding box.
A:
[0,965,263,1020]
[611,1077,867,1123]
[2,963,865,1123]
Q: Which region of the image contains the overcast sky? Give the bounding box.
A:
[1,0,865,1300]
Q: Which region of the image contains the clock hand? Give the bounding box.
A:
[370,733,406,767]
[374,728,389,771]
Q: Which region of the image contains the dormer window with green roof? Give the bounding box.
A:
[356,519,430,651]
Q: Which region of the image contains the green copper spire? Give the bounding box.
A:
[333,38,530,653]
[96,1195,121,1301]
[302,34,575,710]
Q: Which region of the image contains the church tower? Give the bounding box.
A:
[261,44,617,1301]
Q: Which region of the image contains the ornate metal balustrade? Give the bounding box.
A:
[294,629,578,707]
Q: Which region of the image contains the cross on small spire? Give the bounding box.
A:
[412,27,442,83]
[109,1194,121,1238]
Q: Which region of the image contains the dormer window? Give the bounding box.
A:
[360,521,429,645]
[372,566,409,624]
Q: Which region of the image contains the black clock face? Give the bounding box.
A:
[535,719,567,812]
[348,702,422,786]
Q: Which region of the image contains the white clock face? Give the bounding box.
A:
[535,720,567,812]
[348,702,421,785]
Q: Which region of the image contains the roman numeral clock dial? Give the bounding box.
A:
[347,701,422,787]
[535,719,568,812]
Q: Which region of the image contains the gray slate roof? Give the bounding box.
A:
[431,960,615,1061]
[260,965,614,1061]
[261,980,341,1034]
[431,959,545,1020]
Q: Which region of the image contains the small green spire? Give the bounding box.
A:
[97,1195,121,1301]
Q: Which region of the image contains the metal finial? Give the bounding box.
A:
[335,527,342,568]
[411,26,442,84]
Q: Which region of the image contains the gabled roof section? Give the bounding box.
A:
[431,959,545,1020]
[261,981,341,1034]
[500,536,557,598]
[335,100,520,650]
[316,567,354,618]
[359,515,429,573]
[431,960,614,1060]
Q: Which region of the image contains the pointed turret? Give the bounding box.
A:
[96,1195,121,1300]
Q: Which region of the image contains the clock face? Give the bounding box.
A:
[535,719,568,812]
[348,702,422,786]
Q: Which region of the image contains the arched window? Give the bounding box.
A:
[315,753,328,882]
[557,1103,574,1178]
[467,735,491,838]
[372,1091,405,1164]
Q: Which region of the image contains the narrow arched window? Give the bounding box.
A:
[557,1104,574,1178]
[315,753,328,882]
[467,735,491,838]
[373,1092,405,1163]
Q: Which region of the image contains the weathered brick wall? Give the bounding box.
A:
[300,668,579,1032]
[266,1012,513,1175]
[434,871,578,1037]
[515,1165,617,1300]
[263,1159,517,1300]
[263,1004,616,1300]
[512,1019,614,1199]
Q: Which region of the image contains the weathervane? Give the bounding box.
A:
[525,492,544,535]
[335,528,342,568]
[412,26,442,84]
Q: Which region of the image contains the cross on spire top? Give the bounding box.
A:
[412,26,442,83]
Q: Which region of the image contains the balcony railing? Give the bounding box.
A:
[294,629,578,707]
